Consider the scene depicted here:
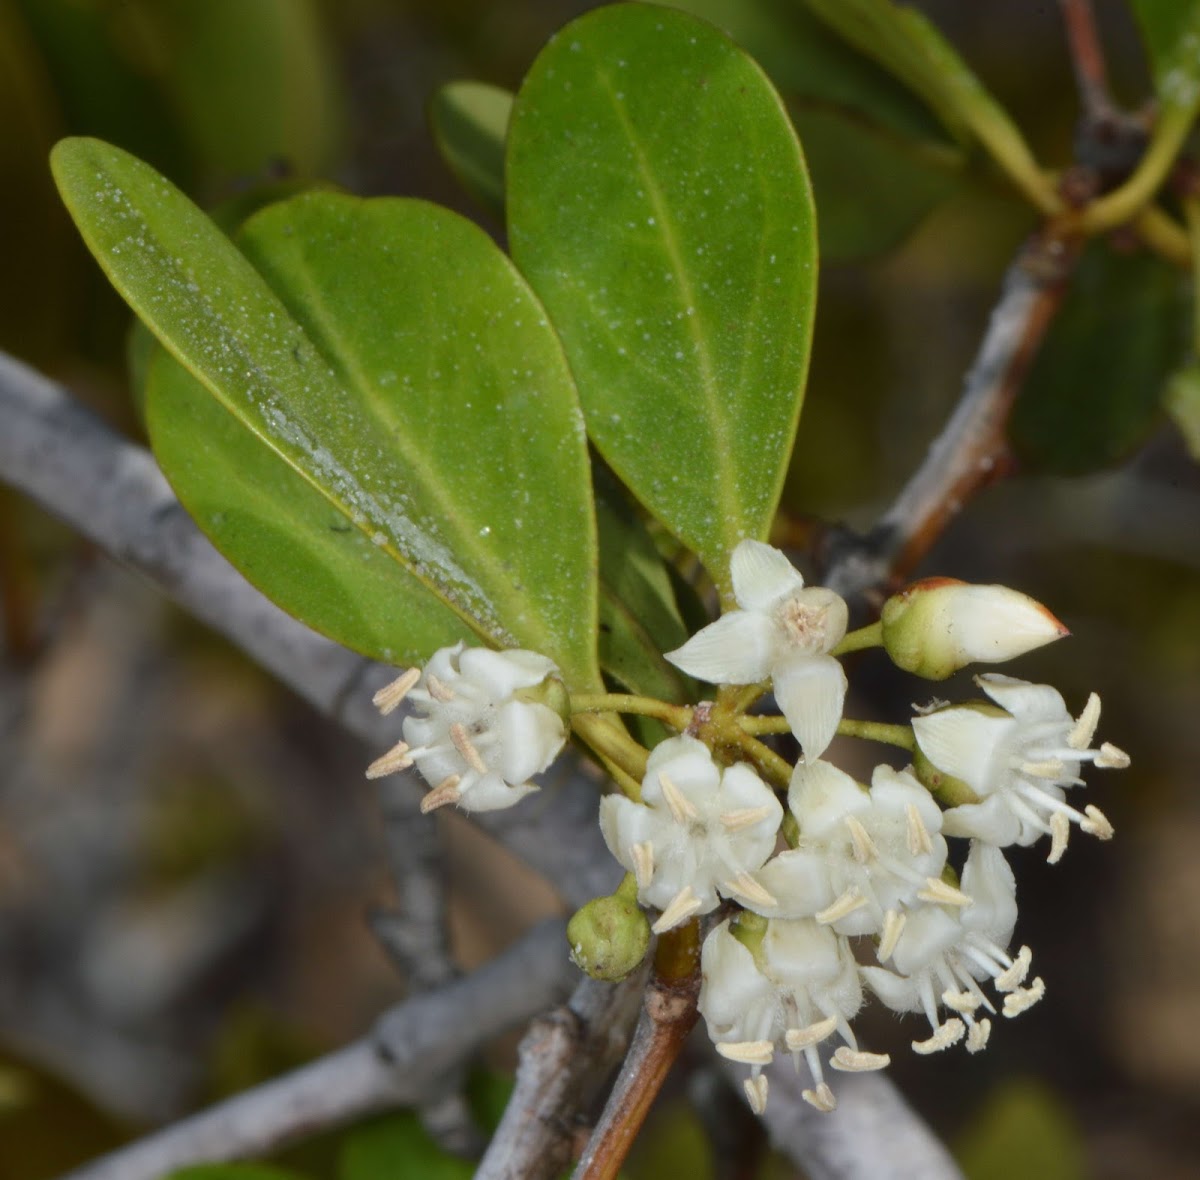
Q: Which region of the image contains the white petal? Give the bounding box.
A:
[787,759,868,838]
[976,674,1068,725]
[861,965,922,1014]
[888,906,962,978]
[945,586,1067,663]
[751,850,835,919]
[458,647,555,698]
[730,540,805,611]
[643,735,721,807]
[699,922,776,1035]
[960,842,1017,947]
[494,700,565,783]
[912,708,1010,793]
[941,796,1025,846]
[774,654,847,762]
[599,796,666,875]
[459,771,536,812]
[665,611,779,684]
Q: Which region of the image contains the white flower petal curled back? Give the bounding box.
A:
[665,540,850,760]
[748,762,949,937]
[700,918,886,1115]
[861,842,1043,1055]
[912,673,1128,859]
[599,735,782,932]
[366,643,567,814]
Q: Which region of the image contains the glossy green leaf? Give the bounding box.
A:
[1011,240,1189,474]
[1130,0,1200,112]
[430,81,512,219]
[1164,363,1200,461]
[507,5,816,597]
[594,469,692,705]
[338,1113,473,1180]
[52,138,601,685]
[664,1,965,259]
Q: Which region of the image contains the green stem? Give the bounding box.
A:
[735,734,794,788]
[571,692,691,729]
[572,713,649,796]
[1185,197,1200,346]
[737,714,790,736]
[1082,104,1196,233]
[832,620,883,656]
[836,719,917,751]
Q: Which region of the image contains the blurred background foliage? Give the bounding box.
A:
[1,0,1198,1177]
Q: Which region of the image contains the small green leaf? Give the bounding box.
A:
[338,1113,474,1180]
[1164,363,1200,461]
[507,4,816,598]
[53,138,601,685]
[1011,240,1189,474]
[1130,0,1200,113]
[430,81,512,219]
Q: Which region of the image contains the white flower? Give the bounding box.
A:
[699,917,887,1115]
[599,735,782,933]
[881,578,1068,680]
[912,674,1129,861]
[861,842,1044,1055]
[365,643,567,813]
[665,540,849,760]
[747,762,952,937]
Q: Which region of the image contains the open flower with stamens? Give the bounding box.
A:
[599,735,782,933]
[912,674,1129,861]
[365,643,567,813]
[745,762,951,938]
[664,540,849,761]
[699,917,887,1115]
[861,842,1042,1055]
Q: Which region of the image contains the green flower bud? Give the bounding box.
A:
[567,883,650,982]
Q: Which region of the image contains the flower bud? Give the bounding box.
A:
[881,578,1067,680]
[568,882,650,982]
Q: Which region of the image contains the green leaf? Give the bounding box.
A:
[1130,0,1200,112]
[1164,363,1200,461]
[338,1113,474,1180]
[52,138,601,686]
[956,1078,1085,1180]
[1011,240,1189,474]
[594,469,692,705]
[507,4,816,598]
[429,81,512,220]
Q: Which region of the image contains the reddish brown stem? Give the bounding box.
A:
[1059,0,1112,122]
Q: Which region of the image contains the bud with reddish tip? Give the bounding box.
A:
[881,578,1068,680]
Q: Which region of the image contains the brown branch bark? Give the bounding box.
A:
[1059,0,1112,122]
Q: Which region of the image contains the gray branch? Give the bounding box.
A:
[59,918,576,1180]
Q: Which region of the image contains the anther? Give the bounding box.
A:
[449,723,488,773]
[631,841,655,890]
[715,1040,774,1066]
[878,910,906,961]
[1081,804,1114,839]
[420,775,462,814]
[912,1019,964,1055]
[1096,743,1130,769]
[845,815,878,863]
[724,873,778,909]
[721,805,775,832]
[785,1015,838,1050]
[1047,811,1070,864]
[906,803,933,857]
[831,1047,890,1072]
[366,739,413,779]
[1021,758,1066,779]
[426,674,455,702]
[942,989,982,1015]
[1068,693,1101,749]
[743,1074,769,1115]
[995,946,1032,992]
[372,667,421,715]
[816,888,868,925]
[652,885,702,933]
[966,1018,992,1053]
[1003,977,1045,1017]
[801,1083,837,1113]
[659,772,698,824]
[918,878,973,907]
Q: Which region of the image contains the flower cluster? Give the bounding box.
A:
[365,540,1130,1119]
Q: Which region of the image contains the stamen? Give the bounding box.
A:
[785,1015,838,1050]
[721,805,775,832]
[449,723,488,774]
[1096,743,1130,769]
[845,815,878,863]
[743,1074,769,1115]
[966,1018,992,1053]
[426,674,455,702]
[658,772,699,824]
[1068,693,1101,750]
[906,803,933,857]
[912,1018,964,1055]
[372,667,421,714]
[652,885,703,933]
[420,775,462,814]
[724,873,778,909]
[1003,977,1045,1017]
[631,841,655,890]
[365,739,413,779]
[994,946,1032,992]
[715,1039,774,1066]
[878,910,906,962]
[1047,812,1070,864]
[1021,758,1066,779]
[801,1082,837,1113]
[831,1047,890,1072]
[816,888,868,925]
[942,989,982,1015]
[918,878,973,908]
[1080,804,1114,840]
